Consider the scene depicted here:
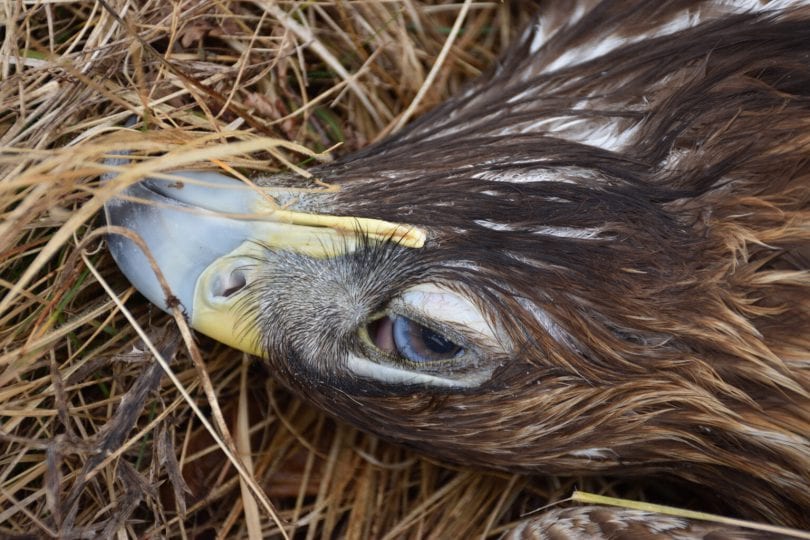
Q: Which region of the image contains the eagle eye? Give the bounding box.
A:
[346,285,499,388]
[367,315,464,363]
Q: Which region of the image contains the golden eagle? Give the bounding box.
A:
[106,1,810,536]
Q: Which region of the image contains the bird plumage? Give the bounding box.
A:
[253,0,810,527]
[107,0,810,533]
[507,506,775,539]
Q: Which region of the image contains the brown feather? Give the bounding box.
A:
[507,507,774,539]
[245,0,810,531]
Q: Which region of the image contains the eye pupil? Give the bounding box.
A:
[420,326,458,355]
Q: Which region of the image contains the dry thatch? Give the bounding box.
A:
[1,1,633,537]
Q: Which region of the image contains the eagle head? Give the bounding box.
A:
[105,2,810,528]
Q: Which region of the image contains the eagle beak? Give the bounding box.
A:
[104,171,426,356]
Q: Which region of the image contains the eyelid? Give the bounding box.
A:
[393,284,500,346]
[345,353,491,388]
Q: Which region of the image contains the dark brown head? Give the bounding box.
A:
[106,0,810,527]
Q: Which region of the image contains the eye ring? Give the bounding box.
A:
[366,315,464,364]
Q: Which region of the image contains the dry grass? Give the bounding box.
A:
[0,1,620,537]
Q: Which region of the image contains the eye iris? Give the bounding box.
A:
[390,315,462,363]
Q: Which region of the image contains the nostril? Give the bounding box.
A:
[212,268,248,299]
